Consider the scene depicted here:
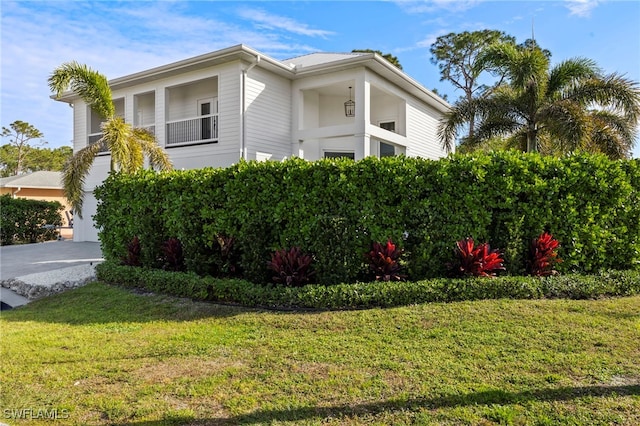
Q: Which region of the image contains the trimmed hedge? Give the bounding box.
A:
[96,261,640,310]
[0,194,63,245]
[94,152,640,283]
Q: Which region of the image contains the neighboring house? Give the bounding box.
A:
[0,171,73,239]
[53,44,451,242]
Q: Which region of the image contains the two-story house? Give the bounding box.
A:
[53,44,451,242]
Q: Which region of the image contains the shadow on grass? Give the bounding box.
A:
[0,282,256,324]
[111,384,640,425]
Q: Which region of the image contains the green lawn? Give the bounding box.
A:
[1,282,638,425]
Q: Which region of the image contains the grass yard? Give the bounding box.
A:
[1,282,639,425]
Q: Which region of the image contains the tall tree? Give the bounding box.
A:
[27,146,74,172]
[353,49,402,70]
[438,42,640,157]
[1,120,45,175]
[0,145,73,177]
[48,62,172,217]
[430,30,516,141]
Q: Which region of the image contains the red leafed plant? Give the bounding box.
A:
[267,247,315,287]
[161,237,184,271]
[365,239,406,282]
[122,236,142,267]
[452,237,505,278]
[528,232,562,276]
[216,234,241,276]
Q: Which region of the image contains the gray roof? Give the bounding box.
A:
[286,52,367,69]
[0,171,63,189]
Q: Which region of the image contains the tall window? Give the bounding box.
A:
[199,99,213,140]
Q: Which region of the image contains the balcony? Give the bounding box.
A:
[87,125,156,154]
[166,114,218,146]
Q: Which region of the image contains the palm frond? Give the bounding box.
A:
[48,61,115,119]
[568,73,640,122]
[585,110,637,159]
[101,117,136,173]
[62,142,103,218]
[547,58,600,99]
[437,97,478,153]
[133,128,173,171]
[537,100,589,153]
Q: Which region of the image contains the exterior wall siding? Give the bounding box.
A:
[405,98,447,159]
[244,67,292,160]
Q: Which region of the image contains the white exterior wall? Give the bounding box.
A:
[404,97,447,159]
[167,62,242,169]
[71,62,246,241]
[244,67,291,161]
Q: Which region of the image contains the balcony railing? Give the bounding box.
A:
[166,114,218,146]
[88,125,156,154]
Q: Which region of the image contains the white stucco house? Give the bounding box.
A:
[53,44,451,242]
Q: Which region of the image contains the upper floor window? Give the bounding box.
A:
[379,121,396,132]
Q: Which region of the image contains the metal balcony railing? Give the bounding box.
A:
[166,114,218,146]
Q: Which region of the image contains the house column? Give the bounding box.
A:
[296,139,304,159]
[354,133,371,160]
[355,77,371,159]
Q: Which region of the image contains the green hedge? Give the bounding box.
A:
[96,261,640,310]
[0,194,63,245]
[94,152,640,283]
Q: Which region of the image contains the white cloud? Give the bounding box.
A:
[394,0,482,14]
[0,1,321,148]
[565,0,600,17]
[417,29,452,49]
[236,8,335,38]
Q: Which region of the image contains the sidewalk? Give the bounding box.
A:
[0,240,103,309]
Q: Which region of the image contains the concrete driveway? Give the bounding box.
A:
[0,240,103,309]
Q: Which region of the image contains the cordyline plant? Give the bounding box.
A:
[266,247,315,287]
[161,237,184,272]
[121,236,142,267]
[365,239,406,281]
[528,231,561,276]
[452,237,505,277]
[216,234,241,277]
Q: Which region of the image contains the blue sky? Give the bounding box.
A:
[2,0,639,156]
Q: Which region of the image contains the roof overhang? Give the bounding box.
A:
[51,45,450,112]
[52,44,295,103]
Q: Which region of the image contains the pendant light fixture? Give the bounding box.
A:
[344,86,355,117]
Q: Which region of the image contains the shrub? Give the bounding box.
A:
[0,194,63,245]
[365,239,406,281]
[96,261,640,310]
[266,247,315,287]
[121,236,142,267]
[451,238,505,277]
[94,153,640,280]
[160,237,184,271]
[216,234,242,277]
[528,232,561,276]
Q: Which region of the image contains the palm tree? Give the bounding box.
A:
[49,62,172,217]
[439,43,640,158]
